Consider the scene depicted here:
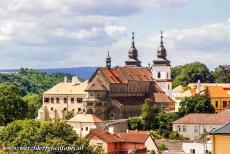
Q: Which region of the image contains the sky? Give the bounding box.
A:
[0,0,230,70]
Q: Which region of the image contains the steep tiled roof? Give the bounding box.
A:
[113,97,146,106]
[68,114,102,123]
[100,67,153,84]
[118,131,150,143]
[203,86,230,98]
[86,129,122,143]
[86,79,107,91]
[152,93,174,103]
[44,80,88,95]
[173,109,230,125]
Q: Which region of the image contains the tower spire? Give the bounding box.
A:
[125,31,141,67]
[160,30,164,46]
[106,51,111,69]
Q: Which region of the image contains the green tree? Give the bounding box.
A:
[23,93,42,119]
[0,120,104,154]
[158,144,168,151]
[0,84,27,126]
[172,62,214,88]
[141,99,160,130]
[169,131,189,140]
[157,112,180,138]
[179,89,215,116]
[128,117,144,130]
[211,65,230,83]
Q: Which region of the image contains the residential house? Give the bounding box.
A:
[67,114,128,137]
[172,109,230,140]
[86,129,159,154]
[209,122,230,154]
[172,81,230,112]
[37,76,88,121]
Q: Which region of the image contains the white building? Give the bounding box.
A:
[172,110,230,140]
[182,140,211,154]
[37,76,88,121]
[152,32,172,98]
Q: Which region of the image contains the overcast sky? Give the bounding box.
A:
[0,0,229,70]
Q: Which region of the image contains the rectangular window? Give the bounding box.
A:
[71,98,74,103]
[77,98,82,103]
[177,126,181,132]
[223,101,227,108]
[86,127,88,131]
[51,107,53,111]
[44,98,49,103]
[78,108,81,112]
[97,143,102,149]
[215,101,218,108]
[190,149,195,154]
[194,126,198,133]
[56,98,59,103]
[51,98,54,103]
[183,126,186,132]
[64,98,68,103]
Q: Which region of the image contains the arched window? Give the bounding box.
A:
[158,72,161,78]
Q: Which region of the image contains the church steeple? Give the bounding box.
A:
[106,51,111,69]
[153,31,170,66]
[125,32,141,67]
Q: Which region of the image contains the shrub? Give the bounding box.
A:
[169,131,189,140]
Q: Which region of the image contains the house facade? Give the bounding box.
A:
[86,129,159,154]
[209,122,230,154]
[173,109,230,140]
[37,77,87,121]
[172,81,230,112]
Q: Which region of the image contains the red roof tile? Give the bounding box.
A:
[173,109,230,125]
[118,131,150,143]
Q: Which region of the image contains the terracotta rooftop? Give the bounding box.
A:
[44,80,88,95]
[86,129,151,144]
[118,131,150,143]
[173,109,230,125]
[113,97,146,106]
[86,129,122,143]
[203,86,230,98]
[100,67,153,84]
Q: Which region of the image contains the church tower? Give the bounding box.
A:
[106,51,111,69]
[152,31,172,98]
[125,32,141,67]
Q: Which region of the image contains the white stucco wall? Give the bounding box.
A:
[182,141,211,154]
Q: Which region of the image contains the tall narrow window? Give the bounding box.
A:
[71,98,74,103]
[51,98,54,103]
[64,98,68,103]
[158,72,161,78]
[177,126,181,132]
[223,101,227,108]
[56,98,59,103]
[215,101,218,108]
[167,72,169,79]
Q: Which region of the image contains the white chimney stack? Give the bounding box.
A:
[64,76,67,83]
[72,76,81,85]
[196,80,201,94]
[108,126,114,134]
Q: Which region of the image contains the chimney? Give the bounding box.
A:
[108,126,114,134]
[196,80,201,94]
[64,76,67,83]
[72,76,81,85]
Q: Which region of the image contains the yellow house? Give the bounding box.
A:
[172,82,230,113]
[204,86,230,113]
[209,122,230,154]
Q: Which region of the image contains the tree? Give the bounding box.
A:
[157,112,180,138]
[179,89,215,116]
[0,120,104,154]
[141,99,160,130]
[172,62,214,88]
[128,117,144,130]
[23,93,42,119]
[211,65,230,83]
[169,131,189,140]
[0,84,27,126]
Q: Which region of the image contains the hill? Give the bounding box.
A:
[0,67,98,79]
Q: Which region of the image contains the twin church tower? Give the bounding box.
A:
[106,31,172,98]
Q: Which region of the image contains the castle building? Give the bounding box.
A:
[37,76,88,121]
[152,31,172,98]
[37,32,175,121]
[84,32,174,120]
